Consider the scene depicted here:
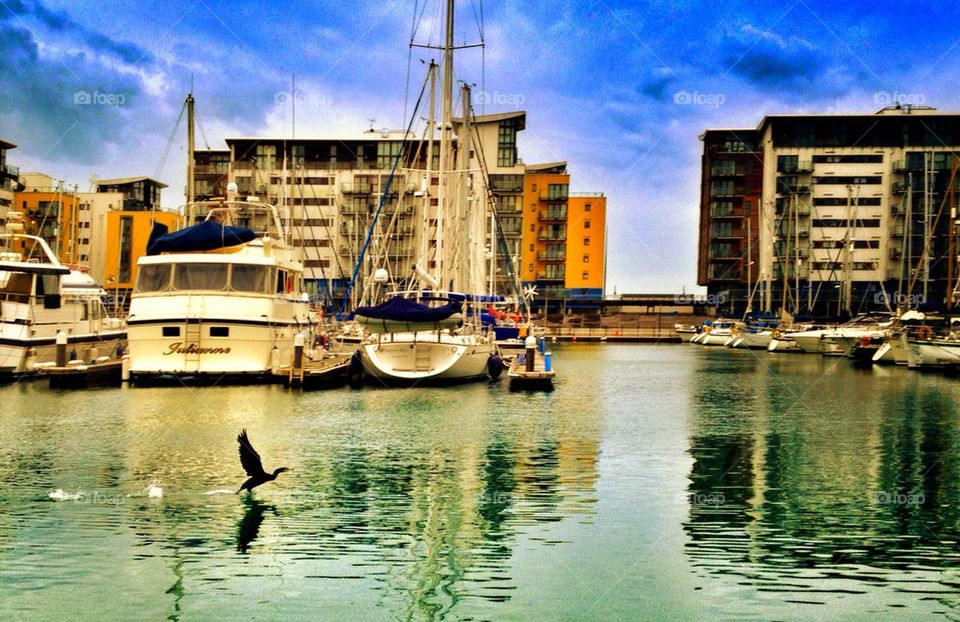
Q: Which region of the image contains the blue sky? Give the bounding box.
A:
[2,0,959,293]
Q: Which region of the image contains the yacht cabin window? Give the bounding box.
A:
[174,264,228,291]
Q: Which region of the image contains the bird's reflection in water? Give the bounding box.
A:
[236,495,275,554]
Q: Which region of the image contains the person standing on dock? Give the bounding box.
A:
[525,332,537,372]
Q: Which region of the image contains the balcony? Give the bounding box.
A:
[538,210,567,221]
[709,227,742,239]
[890,247,902,259]
[2,163,18,178]
[538,232,567,242]
[777,161,814,173]
[776,185,810,195]
[707,265,743,281]
[890,224,905,237]
[709,249,740,260]
[709,207,744,219]
[535,271,565,281]
[537,251,566,262]
[341,183,372,194]
[539,191,568,202]
[710,164,746,176]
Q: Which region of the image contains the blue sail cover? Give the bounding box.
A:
[354,295,462,322]
[147,220,256,255]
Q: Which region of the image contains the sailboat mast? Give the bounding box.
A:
[186,92,195,207]
[436,0,455,291]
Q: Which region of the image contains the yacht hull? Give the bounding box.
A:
[359,332,495,385]
[127,318,305,379]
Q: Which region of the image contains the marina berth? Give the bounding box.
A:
[126,200,318,383]
[0,214,125,379]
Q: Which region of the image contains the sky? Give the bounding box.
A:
[2,0,960,294]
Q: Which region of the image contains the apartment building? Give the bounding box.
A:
[698,106,960,317]
[195,110,606,306]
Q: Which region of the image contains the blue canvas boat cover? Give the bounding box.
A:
[147,220,256,255]
[354,295,462,322]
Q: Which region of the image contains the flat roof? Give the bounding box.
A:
[95,176,168,189]
[526,161,567,172]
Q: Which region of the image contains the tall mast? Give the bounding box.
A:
[418,61,438,283]
[186,92,195,206]
[842,185,853,316]
[436,0,455,290]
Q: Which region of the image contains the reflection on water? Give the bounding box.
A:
[7,345,960,619]
[0,360,601,620]
[685,349,960,616]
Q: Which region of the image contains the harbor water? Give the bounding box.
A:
[2,344,960,620]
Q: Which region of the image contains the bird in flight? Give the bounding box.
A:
[237,429,291,493]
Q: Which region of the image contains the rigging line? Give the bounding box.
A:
[155,98,187,180]
[339,68,431,315]
[194,105,211,150]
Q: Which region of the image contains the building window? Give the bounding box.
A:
[529,243,534,252]
[585,203,591,212]
[497,119,517,167]
[584,237,590,246]
[584,220,591,229]
[530,223,535,231]
[119,216,133,282]
[583,254,589,263]
[528,263,534,272]
[531,203,536,212]
[377,141,403,169]
[582,271,589,280]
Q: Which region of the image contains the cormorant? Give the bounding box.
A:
[237,429,291,493]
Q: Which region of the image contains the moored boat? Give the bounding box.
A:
[126,200,318,383]
[0,214,125,379]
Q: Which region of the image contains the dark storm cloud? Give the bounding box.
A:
[0,16,143,164]
[2,0,156,66]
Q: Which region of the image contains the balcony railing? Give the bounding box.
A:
[538,210,567,221]
[538,232,567,241]
[537,251,566,262]
[535,271,565,281]
[777,161,814,173]
[710,164,745,176]
[2,163,18,178]
[539,191,568,202]
[707,266,743,280]
[341,183,372,194]
[776,185,810,195]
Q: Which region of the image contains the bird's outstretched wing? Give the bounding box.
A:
[237,429,266,478]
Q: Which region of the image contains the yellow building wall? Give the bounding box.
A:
[565,195,606,292]
[103,211,181,291]
[521,172,569,282]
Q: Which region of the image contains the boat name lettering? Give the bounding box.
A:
[162,342,232,355]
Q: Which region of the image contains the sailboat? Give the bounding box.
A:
[352,0,501,386]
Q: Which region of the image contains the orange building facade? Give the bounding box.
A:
[520,165,605,298]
